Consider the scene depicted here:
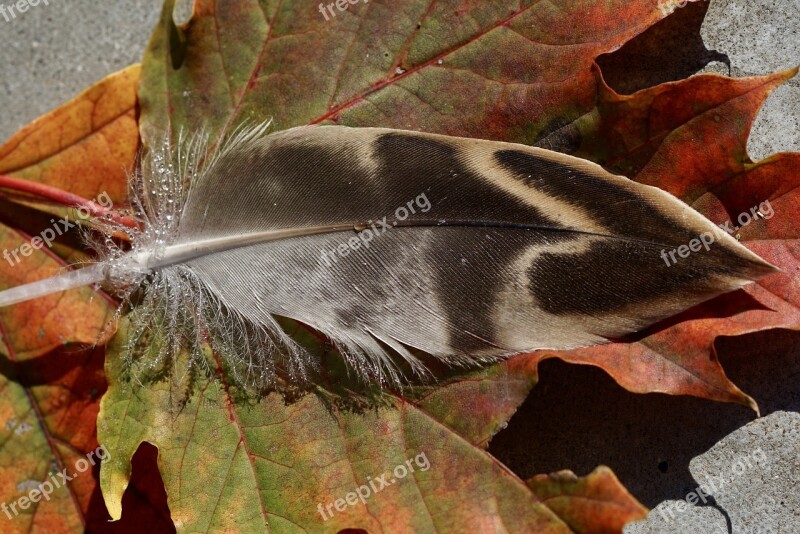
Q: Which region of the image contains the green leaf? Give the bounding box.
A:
[99,316,645,531]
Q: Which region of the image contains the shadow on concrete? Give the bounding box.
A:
[489,330,800,508]
[597,0,730,94]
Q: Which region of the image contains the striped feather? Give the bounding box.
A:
[0,125,777,386]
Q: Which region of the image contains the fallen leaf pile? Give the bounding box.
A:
[0,0,796,532]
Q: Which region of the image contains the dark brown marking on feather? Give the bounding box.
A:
[202,143,379,232]
[494,149,688,245]
[200,134,571,235]
[371,134,564,352]
[492,150,770,316]
[373,134,507,352]
[527,239,749,316]
[370,133,568,228]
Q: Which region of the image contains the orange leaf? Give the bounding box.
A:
[0,65,140,206]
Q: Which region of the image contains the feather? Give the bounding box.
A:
[0,124,778,387]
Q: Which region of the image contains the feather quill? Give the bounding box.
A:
[0,124,778,387]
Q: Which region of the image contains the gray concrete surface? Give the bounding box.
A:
[0,0,160,141]
[627,412,800,533]
[701,0,800,160]
[0,1,797,533]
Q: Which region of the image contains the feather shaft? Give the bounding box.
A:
[0,263,108,307]
[0,224,361,306]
